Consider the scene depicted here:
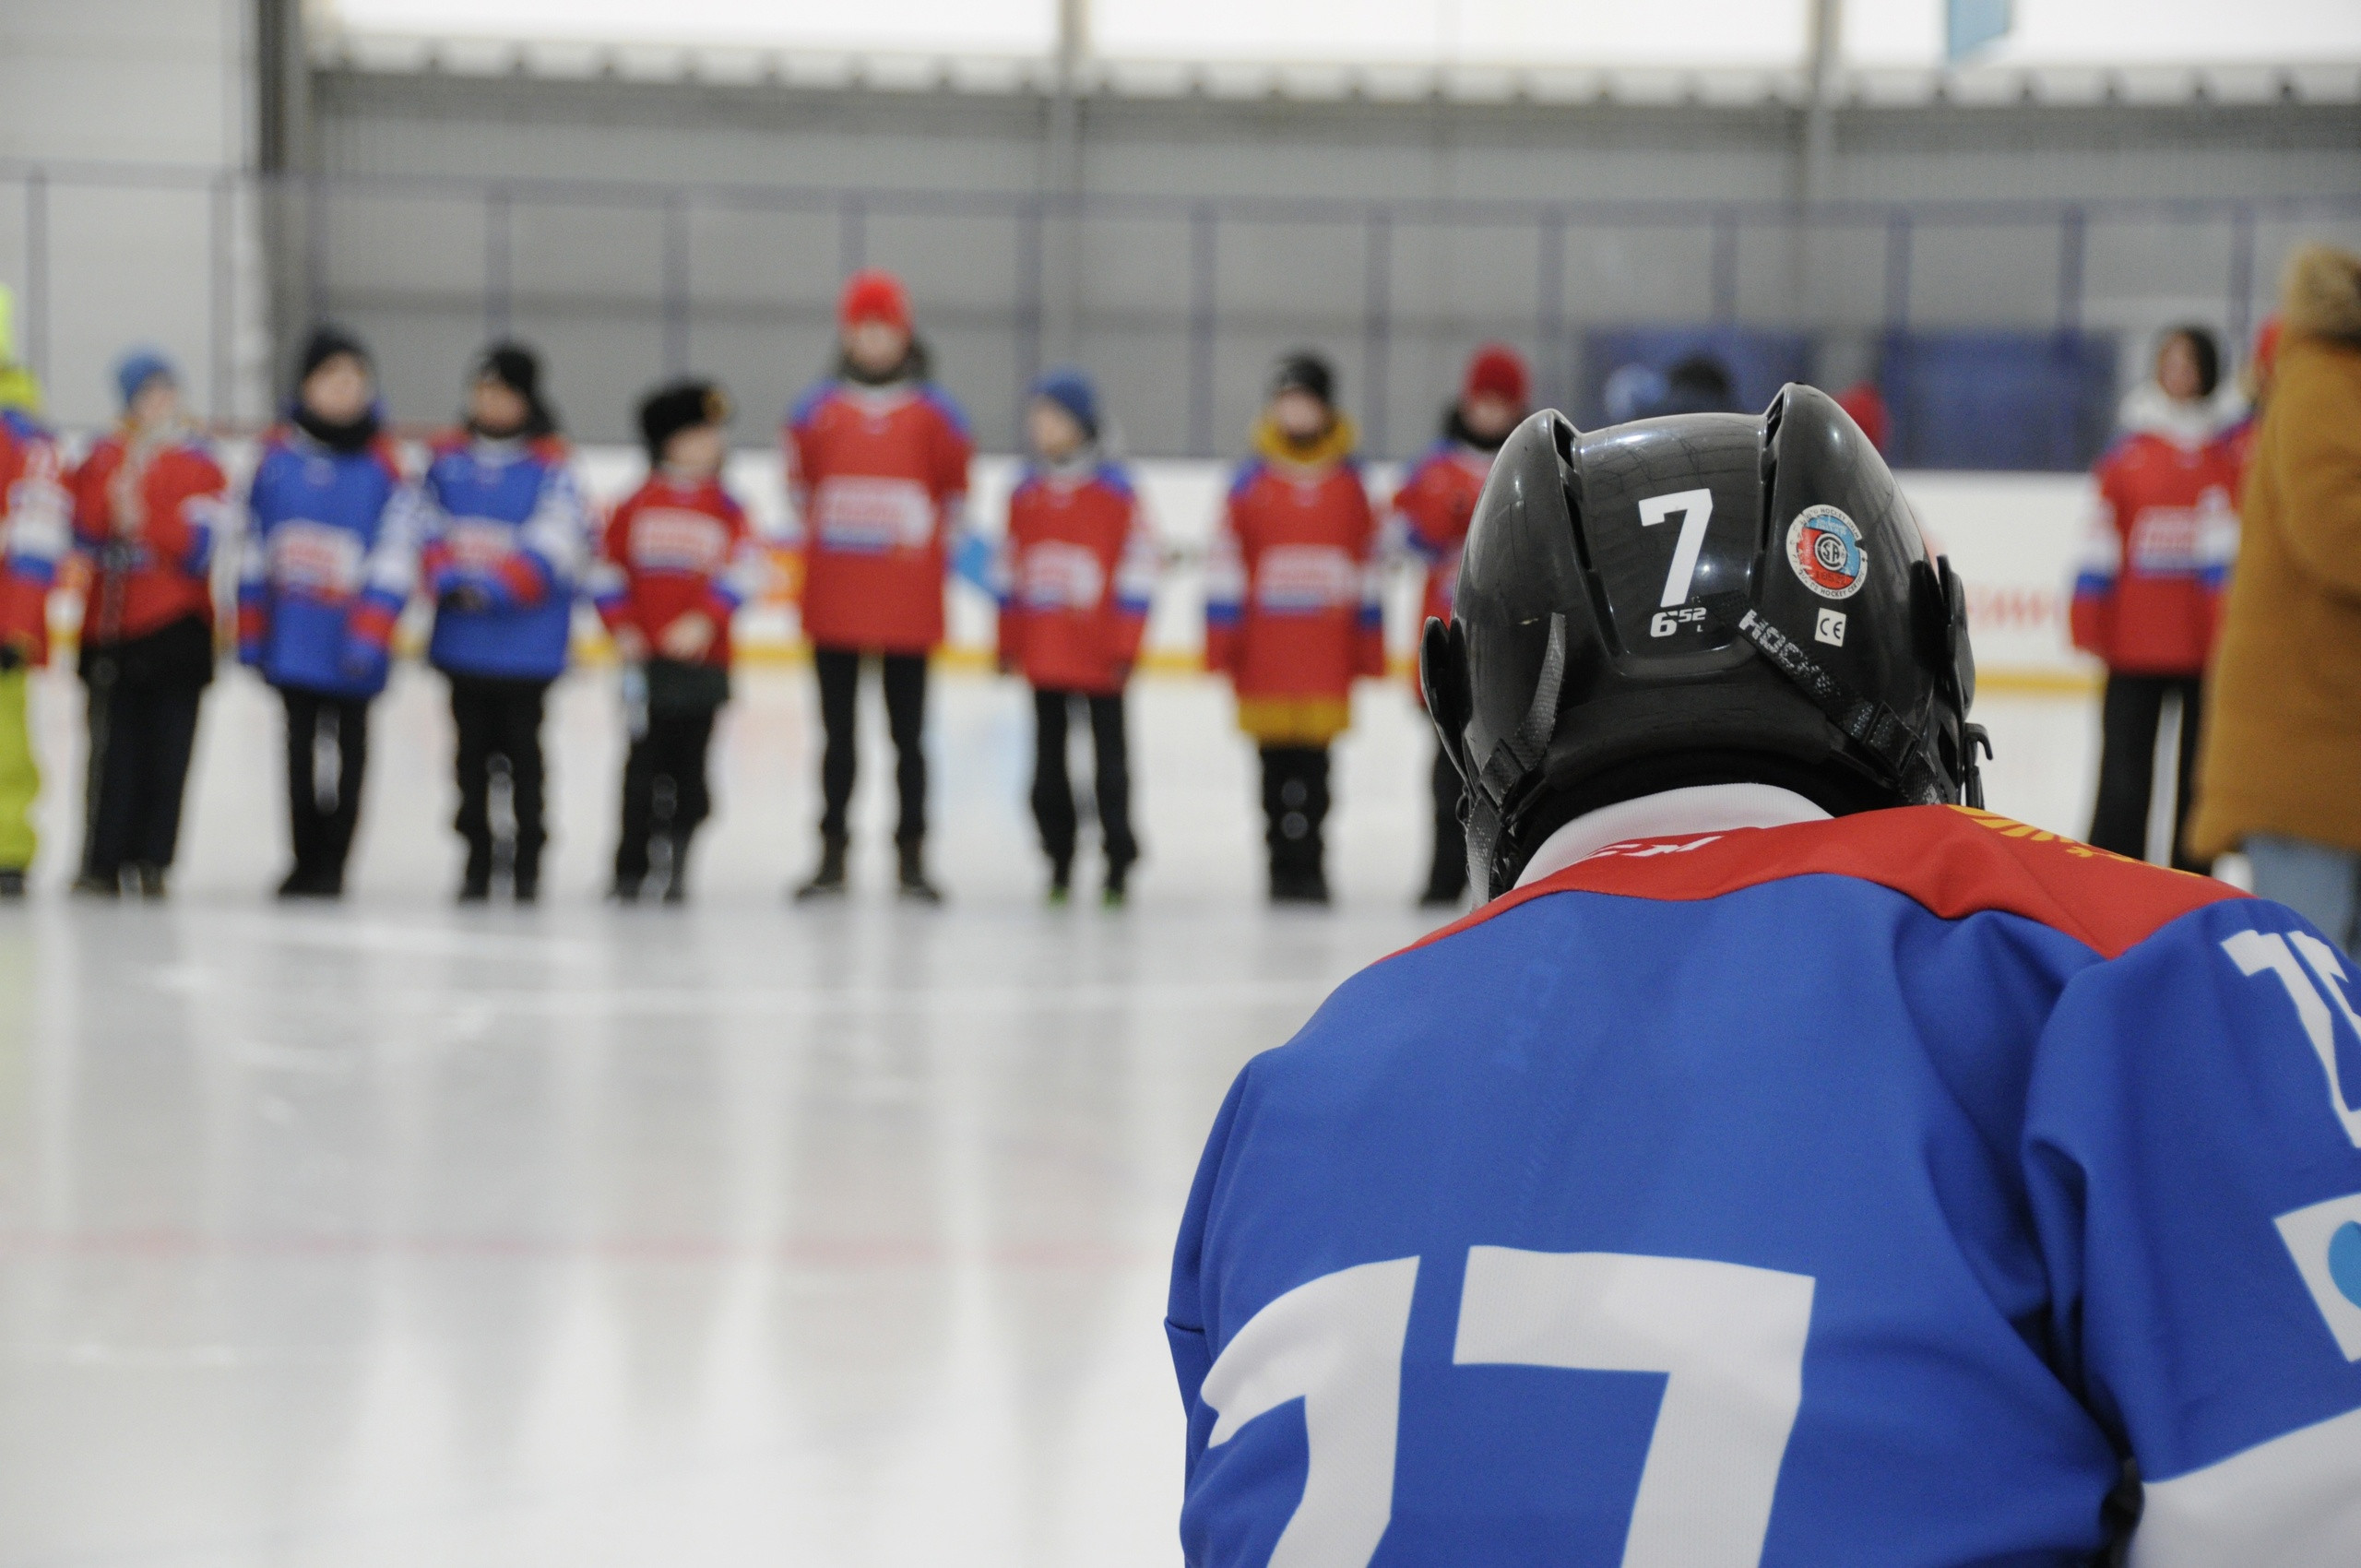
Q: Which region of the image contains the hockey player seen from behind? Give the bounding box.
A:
[418,341,592,905]
[238,327,420,900]
[66,350,229,899]
[593,380,761,905]
[786,268,974,905]
[1205,351,1384,905]
[2072,323,2244,872]
[1393,341,1528,909]
[995,367,1156,906]
[1170,389,2361,1565]
[0,362,67,899]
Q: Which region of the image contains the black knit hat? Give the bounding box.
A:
[476,340,541,403]
[298,324,371,385]
[638,378,731,464]
[472,339,557,436]
[1269,350,1336,408]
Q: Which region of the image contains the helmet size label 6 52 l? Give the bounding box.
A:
[1787,505,1869,600]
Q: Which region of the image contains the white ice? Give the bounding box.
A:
[0,664,2105,1566]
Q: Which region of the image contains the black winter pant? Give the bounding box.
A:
[1425,736,1468,901]
[1260,744,1332,882]
[280,687,372,892]
[2089,671,2205,872]
[813,646,928,846]
[1031,687,1136,879]
[80,667,204,882]
[614,706,718,890]
[448,673,551,883]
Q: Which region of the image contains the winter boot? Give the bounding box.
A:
[793,833,849,901]
[661,830,693,905]
[1102,854,1132,909]
[0,868,24,899]
[134,864,168,900]
[1047,857,1073,907]
[896,837,944,905]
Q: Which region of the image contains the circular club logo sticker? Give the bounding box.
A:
[1786,505,1869,600]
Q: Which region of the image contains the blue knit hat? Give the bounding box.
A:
[114,348,176,410]
[1028,366,1099,441]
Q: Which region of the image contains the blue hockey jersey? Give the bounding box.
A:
[1169,798,2361,1567]
[418,433,590,682]
[237,427,419,700]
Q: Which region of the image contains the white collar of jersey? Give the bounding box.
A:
[1513,783,1832,890]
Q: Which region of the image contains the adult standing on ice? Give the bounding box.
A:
[417,341,592,904]
[239,327,421,900]
[2191,243,2361,946]
[785,270,974,904]
[66,350,230,898]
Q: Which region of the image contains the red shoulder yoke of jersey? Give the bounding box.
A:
[1407,805,2245,963]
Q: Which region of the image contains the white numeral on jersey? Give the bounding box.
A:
[1455,1248,1816,1568]
[2225,930,2361,1148]
[1201,1256,1420,1568]
[1639,489,1715,609]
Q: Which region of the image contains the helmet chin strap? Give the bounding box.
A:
[1464,613,1566,900]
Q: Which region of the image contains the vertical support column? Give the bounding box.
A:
[838,193,867,279]
[663,193,691,377]
[303,171,327,337]
[484,186,513,342]
[1188,203,1217,460]
[2227,204,2256,353]
[22,171,49,385]
[211,174,235,422]
[1016,196,1046,445]
[1711,209,1739,326]
[1362,210,1393,460]
[1881,211,1913,334]
[1536,212,1566,413]
[2056,206,2086,336]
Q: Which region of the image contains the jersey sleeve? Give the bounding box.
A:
[1204,498,1245,678]
[2022,898,2361,1565]
[1111,487,1157,669]
[346,482,423,660]
[2069,475,2120,659]
[1351,481,1386,679]
[236,460,273,662]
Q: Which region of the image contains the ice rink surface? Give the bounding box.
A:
[0,664,2106,1566]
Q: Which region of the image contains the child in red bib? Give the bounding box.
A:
[995,368,1156,904]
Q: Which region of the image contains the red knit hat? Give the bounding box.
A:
[1463,343,1530,410]
[839,269,912,332]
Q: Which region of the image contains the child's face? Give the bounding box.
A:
[1027,398,1086,462]
[844,320,911,377]
[301,354,373,426]
[662,423,726,479]
[128,377,182,431]
[1460,392,1519,442]
[2156,336,2204,402]
[1268,388,1331,442]
[469,376,531,435]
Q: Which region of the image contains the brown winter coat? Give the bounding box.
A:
[2189,244,2361,860]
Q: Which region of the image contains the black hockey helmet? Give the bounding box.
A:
[1421,384,1987,901]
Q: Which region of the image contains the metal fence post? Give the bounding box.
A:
[22,170,48,383]
[1882,211,1913,334]
[1536,212,1566,413]
[663,192,691,376]
[2227,205,2256,353]
[1016,196,1045,445]
[484,185,512,340]
[1711,208,1738,326]
[838,192,866,279]
[211,173,234,421]
[2056,207,2086,335]
[1362,209,1392,459]
[1188,203,1216,460]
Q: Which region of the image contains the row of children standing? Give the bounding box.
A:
[0,271,1531,906]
